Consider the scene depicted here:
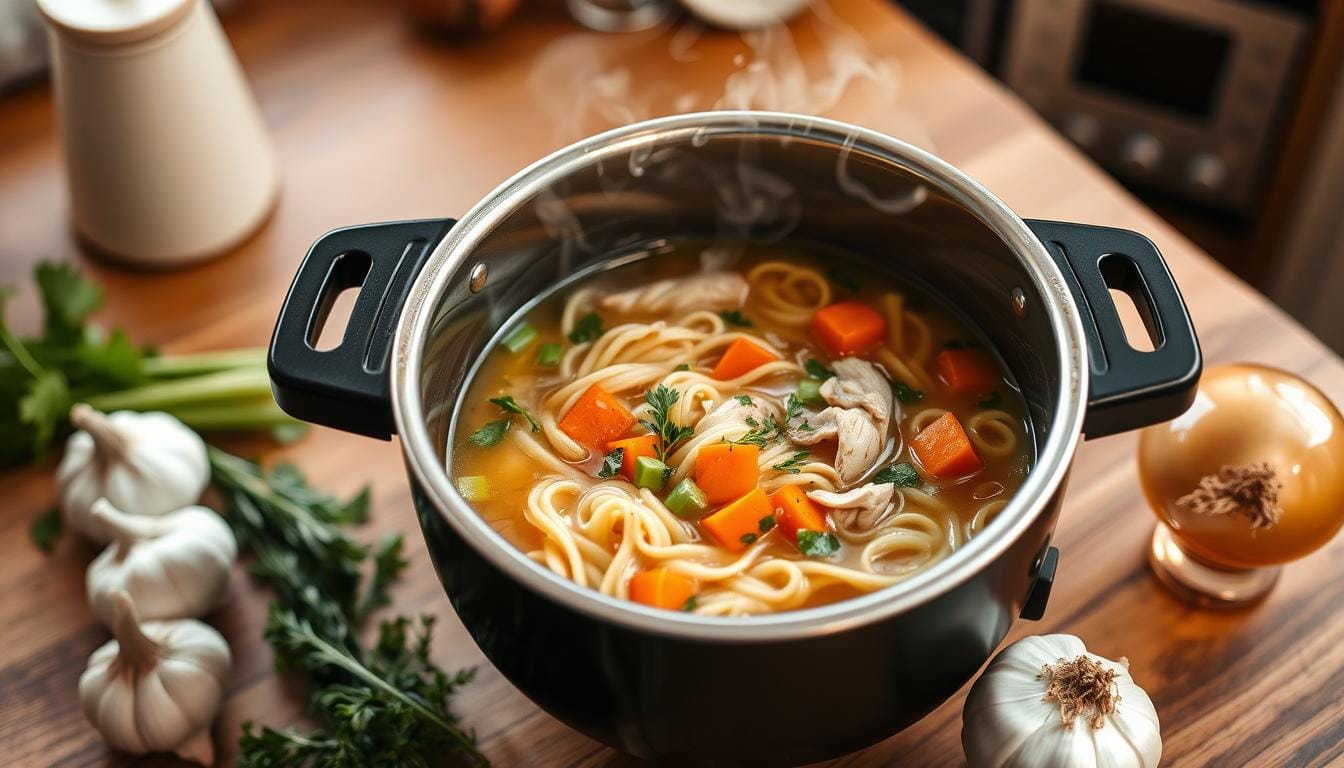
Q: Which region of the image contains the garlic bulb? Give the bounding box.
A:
[87,499,237,627]
[963,634,1161,768]
[80,591,231,765]
[58,405,209,543]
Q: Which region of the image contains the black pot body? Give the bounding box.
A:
[413,472,1064,764]
[267,113,1200,766]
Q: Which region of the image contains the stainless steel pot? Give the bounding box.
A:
[268,112,1200,765]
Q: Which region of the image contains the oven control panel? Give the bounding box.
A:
[1001,0,1307,214]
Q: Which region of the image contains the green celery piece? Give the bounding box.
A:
[796,378,823,405]
[456,476,490,501]
[633,456,669,492]
[664,477,708,517]
[501,323,537,354]
[536,342,564,367]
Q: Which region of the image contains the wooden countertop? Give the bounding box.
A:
[4,1,1343,765]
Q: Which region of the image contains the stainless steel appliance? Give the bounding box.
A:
[1001,0,1310,214]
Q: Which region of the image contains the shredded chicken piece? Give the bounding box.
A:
[600,272,749,315]
[695,396,772,437]
[790,408,883,485]
[820,358,893,435]
[808,482,894,532]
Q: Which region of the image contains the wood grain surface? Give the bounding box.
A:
[3,1,1343,766]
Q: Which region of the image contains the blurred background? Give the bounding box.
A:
[1,0,1340,351]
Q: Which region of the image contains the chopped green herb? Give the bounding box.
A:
[674,363,692,372]
[468,419,509,447]
[785,393,805,423]
[827,266,860,293]
[665,478,709,518]
[758,515,777,534]
[734,394,754,406]
[771,450,810,474]
[893,381,924,404]
[740,533,759,545]
[501,323,537,354]
[797,529,841,557]
[29,506,62,553]
[456,475,490,501]
[874,461,921,487]
[978,391,1003,408]
[719,310,753,327]
[489,395,541,432]
[634,456,670,491]
[682,594,698,612]
[805,359,835,380]
[536,342,564,367]
[796,378,823,406]
[639,384,695,461]
[598,448,624,479]
[568,312,604,344]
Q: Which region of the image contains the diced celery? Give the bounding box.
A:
[456,476,490,501]
[501,323,537,354]
[664,477,709,518]
[536,342,564,367]
[796,378,823,405]
[634,456,670,492]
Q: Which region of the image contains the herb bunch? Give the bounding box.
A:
[640,384,694,460]
[211,449,486,767]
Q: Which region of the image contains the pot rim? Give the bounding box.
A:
[392,111,1087,642]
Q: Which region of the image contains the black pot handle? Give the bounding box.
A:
[1027,220,1201,439]
[268,218,456,439]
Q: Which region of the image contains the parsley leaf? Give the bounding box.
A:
[758,515,777,533]
[719,310,753,327]
[874,461,921,487]
[568,312,603,344]
[734,394,753,406]
[29,506,62,553]
[639,384,695,460]
[893,381,924,404]
[797,530,841,557]
[489,395,541,432]
[35,262,103,343]
[740,533,758,545]
[598,447,624,479]
[682,594,698,612]
[19,371,70,454]
[805,359,835,380]
[771,450,810,474]
[468,419,510,447]
[674,363,692,372]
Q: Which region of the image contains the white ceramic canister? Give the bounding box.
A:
[37,0,278,266]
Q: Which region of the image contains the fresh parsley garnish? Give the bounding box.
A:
[682,594,698,612]
[489,395,541,433]
[893,381,924,404]
[734,394,753,406]
[978,391,1003,408]
[797,530,841,557]
[740,533,758,545]
[758,515,777,533]
[598,447,624,479]
[719,310,753,327]
[874,461,921,487]
[639,384,695,461]
[674,363,692,372]
[804,359,835,380]
[468,419,510,447]
[771,450,810,474]
[568,312,603,344]
[827,266,860,293]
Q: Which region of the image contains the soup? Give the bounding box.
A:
[452,243,1033,616]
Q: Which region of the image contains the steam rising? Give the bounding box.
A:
[525,1,934,266]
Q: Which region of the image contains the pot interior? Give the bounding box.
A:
[397,113,1084,630]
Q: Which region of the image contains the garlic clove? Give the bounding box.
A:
[175,728,216,766]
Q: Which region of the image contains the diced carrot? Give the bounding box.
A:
[769,486,830,544]
[935,348,999,396]
[629,568,697,611]
[711,337,779,380]
[701,488,774,552]
[811,302,887,357]
[606,434,660,482]
[694,442,760,504]
[558,384,635,450]
[911,412,982,478]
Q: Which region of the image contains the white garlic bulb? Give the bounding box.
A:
[963,634,1162,768]
[87,499,237,627]
[58,404,210,543]
[79,591,231,765]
